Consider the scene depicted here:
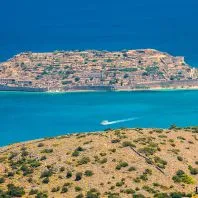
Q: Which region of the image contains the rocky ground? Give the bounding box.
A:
[0,126,198,197]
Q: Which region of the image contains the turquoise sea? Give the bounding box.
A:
[0,90,198,146]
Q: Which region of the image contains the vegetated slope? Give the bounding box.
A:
[0,127,198,198]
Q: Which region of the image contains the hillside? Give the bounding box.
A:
[0,49,198,91]
[0,127,197,197]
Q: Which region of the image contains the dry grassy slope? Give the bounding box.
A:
[0,127,198,198]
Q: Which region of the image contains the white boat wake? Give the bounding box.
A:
[100,117,138,126]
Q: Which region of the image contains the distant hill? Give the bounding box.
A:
[0,127,197,197]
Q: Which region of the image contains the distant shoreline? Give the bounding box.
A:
[1,86,198,94]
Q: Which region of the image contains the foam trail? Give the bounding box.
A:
[101,117,138,126]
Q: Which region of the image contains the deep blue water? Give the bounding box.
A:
[1,0,198,66]
[0,90,198,146]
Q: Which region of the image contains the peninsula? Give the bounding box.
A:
[0,127,197,197]
[0,49,198,92]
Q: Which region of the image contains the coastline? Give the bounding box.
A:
[1,86,198,94]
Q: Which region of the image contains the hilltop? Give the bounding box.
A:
[0,127,198,197]
[0,49,198,91]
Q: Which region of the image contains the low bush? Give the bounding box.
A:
[116,161,128,170]
[29,189,38,195]
[61,186,68,193]
[177,156,183,161]
[172,170,195,184]
[75,172,82,181]
[75,186,82,192]
[85,170,94,177]
[188,165,198,175]
[7,184,25,197]
[37,143,44,147]
[40,169,52,178]
[51,186,60,192]
[41,148,53,153]
[128,166,136,171]
[78,157,90,165]
[66,171,72,178]
[0,177,5,184]
[122,141,136,148]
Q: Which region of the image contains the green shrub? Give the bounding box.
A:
[123,188,135,194]
[35,192,48,198]
[116,161,128,170]
[40,169,52,178]
[128,166,136,171]
[188,165,198,175]
[138,146,158,156]
[111,139,120,143]
[78,157,90,165]
[29,189,38,195]
[75,186,82,192]
[76,193,84,198]
[72,150,80,157]
[86,188,100,198]
[61,186,68,193]
[75,172,82,181]
[154,193,169,198]
[154,156,167,169]
[116,181,124,187]
[28,159,41,168]
[142,185,156,193]
[170,192,192,198]
[0,177,5,184]
[20,165,33,176]
[85,170,94,177]
[51,186,60,192]
[133,193,145,198]
[99,158,107,164]
[41,148,53,153]
[66,171,72,178]
[122,141,136,148]
[7,184,25,197]
[177,156,183,161]
[139,174,148,181]
[172,170,195,184]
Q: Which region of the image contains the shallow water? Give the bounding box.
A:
[0,90,198,146]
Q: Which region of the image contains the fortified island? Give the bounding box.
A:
[0,49,198,92]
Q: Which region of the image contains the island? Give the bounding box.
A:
[0,49,198,92]
[0,127,197,197]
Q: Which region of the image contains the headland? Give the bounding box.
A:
[0,127,197,197]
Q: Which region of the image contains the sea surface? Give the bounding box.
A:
[1,0,198,66]
[0,90,198,146]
